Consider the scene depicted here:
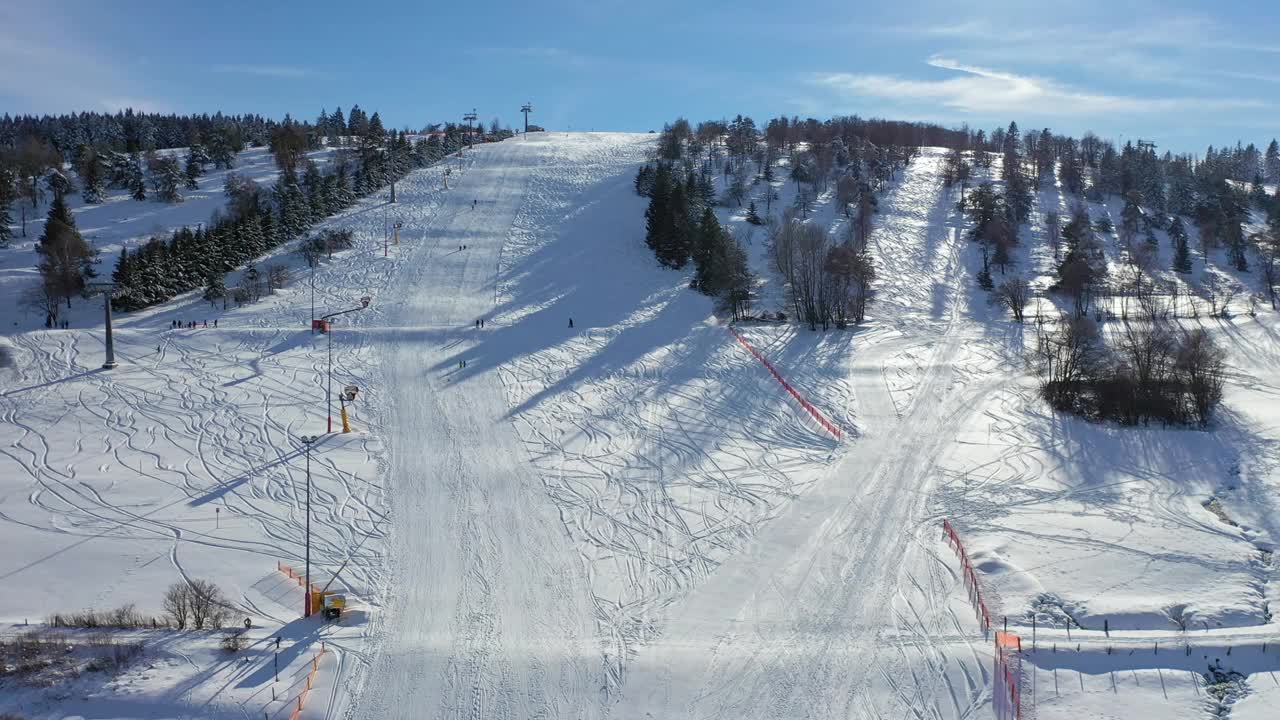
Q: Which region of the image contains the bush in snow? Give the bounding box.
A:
[1034,320,1226,426]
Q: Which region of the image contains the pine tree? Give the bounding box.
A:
[128,154,146,200]
[184,150,202,190]
[746,200,763,225]
[81,152,105,203]
[112,245,133,287]
[1169,216,1192,273]
[1251,173,1269,208]
[1121,191,1144,245]
[153,156,183,202]
[46,170,73,201]
[663,178,692,268]
[202,270,226,306]
[0,166,15,247]
[1266,139,1280,183]
[36,193,96,306]
[976,266,994,291]
[691,207,726,293]
[644,163,672,256]
[302,161,325,221]
[634,165,655,196]
[1166,156,1197,215]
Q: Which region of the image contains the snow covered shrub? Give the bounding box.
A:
[220,629,247,653]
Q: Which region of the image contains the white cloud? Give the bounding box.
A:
[812,56,1267,118]
[211,64,314,78]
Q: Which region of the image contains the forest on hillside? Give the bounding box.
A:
[0,107,513,317]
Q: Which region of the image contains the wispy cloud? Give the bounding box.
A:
[1211,70,1280,85]
[211,63,314,78]
[0,5,163,114]
[879,13,1280,88]
[889,15,1280,55]
[812,56,1268,118]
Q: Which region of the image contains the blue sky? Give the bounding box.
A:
[3,1,1276,154]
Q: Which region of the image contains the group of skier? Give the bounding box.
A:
[171,319,215,329]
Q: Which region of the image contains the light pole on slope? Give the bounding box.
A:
[300,434,318,617]
[320,297,372,433]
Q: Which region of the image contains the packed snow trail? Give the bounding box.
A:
[351,136,646,720]
[616,151,993,719]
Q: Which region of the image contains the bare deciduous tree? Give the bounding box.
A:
[993,277,1031,322]
[188,579,231,630]
[1176,329,1226,426]
[163,583,191,629]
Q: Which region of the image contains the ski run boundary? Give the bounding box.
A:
[727,326,843,439]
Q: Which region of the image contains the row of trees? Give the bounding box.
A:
[0,105,496,249]
[945,118,1280,326]
[111,130,433,311]
[1,109,281,157]
[640,162,754,320]
[656,116,918,215]
[644,115,904,329]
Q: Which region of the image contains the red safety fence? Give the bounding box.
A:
[278,561,325,616]
[288,647,328,720]
[943,521,1024,719]
[995,631,1023,720]
[941,519,991,631]
[727,327,842,439]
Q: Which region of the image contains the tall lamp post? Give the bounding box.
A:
[300,434,318,616]
[320,296,372,432]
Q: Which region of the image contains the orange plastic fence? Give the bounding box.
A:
[277,561,326,617]
[727,327,842,439]
[287,647,327,720]
[941,519,991,630]
[994,631,1022,719]
[943,522,1023,719]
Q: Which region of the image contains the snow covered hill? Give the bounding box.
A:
[3,132,1279,720]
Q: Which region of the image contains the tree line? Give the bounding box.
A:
[0,106,492,246]
[937,121,1243,427]
[637,115,920,329]
[110,126,456,312]
[637,161,754,321]
[11,106,479,322]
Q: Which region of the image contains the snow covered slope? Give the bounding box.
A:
[5,133,1279,720]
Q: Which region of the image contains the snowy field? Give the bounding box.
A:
[3,133,1279,719]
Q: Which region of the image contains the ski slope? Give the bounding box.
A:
[5,133,1280,719]
[347,135,643,719]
